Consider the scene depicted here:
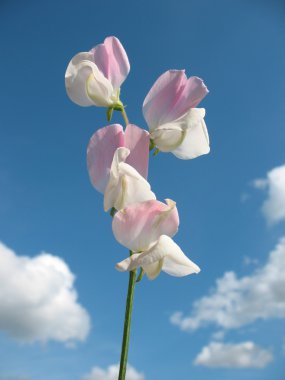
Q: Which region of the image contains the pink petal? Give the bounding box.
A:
[87,124,124,193]
[143,70,209,129]
[143,70,186,130]
[91,36,130,90]
[166,76,209,122]
[124,124,150,179]
[112,199,179,252]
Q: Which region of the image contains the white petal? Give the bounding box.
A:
[161,236,201,276]
[65,51,116,107]
[85,62,116,107]
[143,260,164,280]
[172,108,210,159]
[115,238,166,279]
[104,147,155,211]
[65,52,95,106]
[115,235,200,279]
[151,124,185,152]
[116,253,140,272]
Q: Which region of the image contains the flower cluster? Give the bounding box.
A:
[65,36,209,280]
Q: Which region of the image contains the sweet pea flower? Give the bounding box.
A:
[65,36,130,108]
[113,199,200,279]
[87,124,155,211]
[143,70,210,159]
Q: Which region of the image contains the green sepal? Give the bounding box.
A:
[136,268,145,283]
[149,139,156,151]
[153,148,160,156]
[113,99,124,112]
[113,105,124,112]
[106,107,113,122]
[110,207,117,217]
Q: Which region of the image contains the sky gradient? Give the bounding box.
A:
[0,0,285,379]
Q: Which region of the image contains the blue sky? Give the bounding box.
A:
[0,0,285,379]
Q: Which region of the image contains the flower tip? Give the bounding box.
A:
[196,76,209,93]
[165,198,176,209]
[115,262,125,272]
[168,69,185,75]
[194,264,201,274]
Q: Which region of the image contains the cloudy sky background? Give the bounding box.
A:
[0,0,285,379]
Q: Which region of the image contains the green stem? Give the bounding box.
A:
[117,102,134,380]
[121,107,129,126]
[118,258,137,380]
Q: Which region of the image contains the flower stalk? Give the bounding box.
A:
[121,106,129,126]
[118,252,137,380]
[117,106,136,380]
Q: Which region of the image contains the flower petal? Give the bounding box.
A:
[143,70,186,130]
[87,124,124,193]
[162,242,200,277]
[143,70,209,129]
[125,124,150,179]
[85,61,115,107]
[65,52,96,106]
[115,235,200,279]
[167,76,209,121]
[104,148,155,211]
[91,36,130,90]
[115,236,166,279]
[150,123,184,152]
[172,108,210,159]
[112,199,179,252]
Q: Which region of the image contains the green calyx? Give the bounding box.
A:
[110,207,117,217]
[149,139,160,156]
[106,100,124,122]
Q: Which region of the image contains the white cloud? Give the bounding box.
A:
[0,242,90,344]
[82,364,144,380]
[170,237,285,331]
[253,163,285,224]
[194,341,273,368]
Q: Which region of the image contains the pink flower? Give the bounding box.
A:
[143,70,210,159]
[65,36,130,107]
[87,124,155,211]
[113,199,200,279]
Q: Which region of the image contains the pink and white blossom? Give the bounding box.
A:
[113,199,200,279]
[143,70,210,159]
[87,124,154,211]
[65,36,130,107]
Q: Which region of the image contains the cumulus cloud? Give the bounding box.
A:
[253,163,285,224]
[194,341,273,369]
[82,364,144,380]
[0,242,90,344]
[170,237,285,331]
